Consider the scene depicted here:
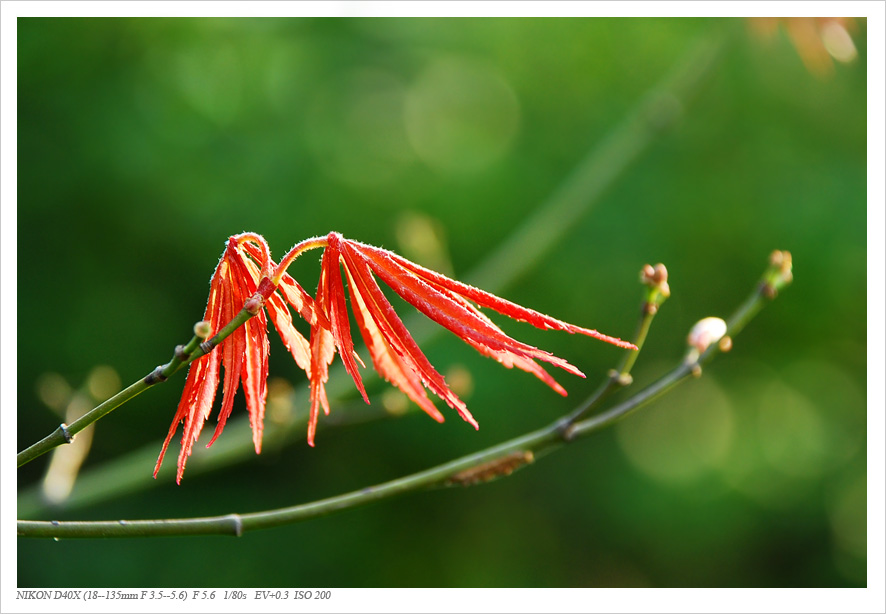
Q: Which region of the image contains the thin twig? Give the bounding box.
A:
[17,307,255,468]
[557,263,671,434]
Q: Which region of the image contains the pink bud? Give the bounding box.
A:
[687,317,728,353]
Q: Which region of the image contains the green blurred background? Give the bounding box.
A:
[17,17,866,587]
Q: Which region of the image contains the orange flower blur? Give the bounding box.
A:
[749,17,859,76]
[156,232,636,483]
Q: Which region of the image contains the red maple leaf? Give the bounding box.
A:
[156,232,636,483]
[155,234,317,483]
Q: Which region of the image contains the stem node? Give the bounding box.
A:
[244,294,264,315]
[611,369,633,387]
[558,420,577,442]
[226,514,244,537]
[58,423,74,444]
[173,344,190,362]
[143,367,168,386]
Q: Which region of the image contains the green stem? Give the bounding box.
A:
[13,383,674,538]
[16,306,256,468]
[18,252,786,539]
[618,303,656,376]
[557,270,669,431]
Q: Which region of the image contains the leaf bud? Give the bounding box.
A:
[640,262,670,313]
[687,317,728,354]
[193,321,212,339]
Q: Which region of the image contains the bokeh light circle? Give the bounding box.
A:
[404,57,520,174]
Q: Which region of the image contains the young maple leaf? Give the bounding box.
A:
[155,234,318,483]
[156,231,636,483]
[310,232,636,445]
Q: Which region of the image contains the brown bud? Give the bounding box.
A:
[641,263,670,297]
[447,451,535,486]
[640,264,656,283]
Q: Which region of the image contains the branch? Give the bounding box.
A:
[17,250,791,539]
[17,308,256,468]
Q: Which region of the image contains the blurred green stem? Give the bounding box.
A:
[17,251,790,539]
[466,32,725,291]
